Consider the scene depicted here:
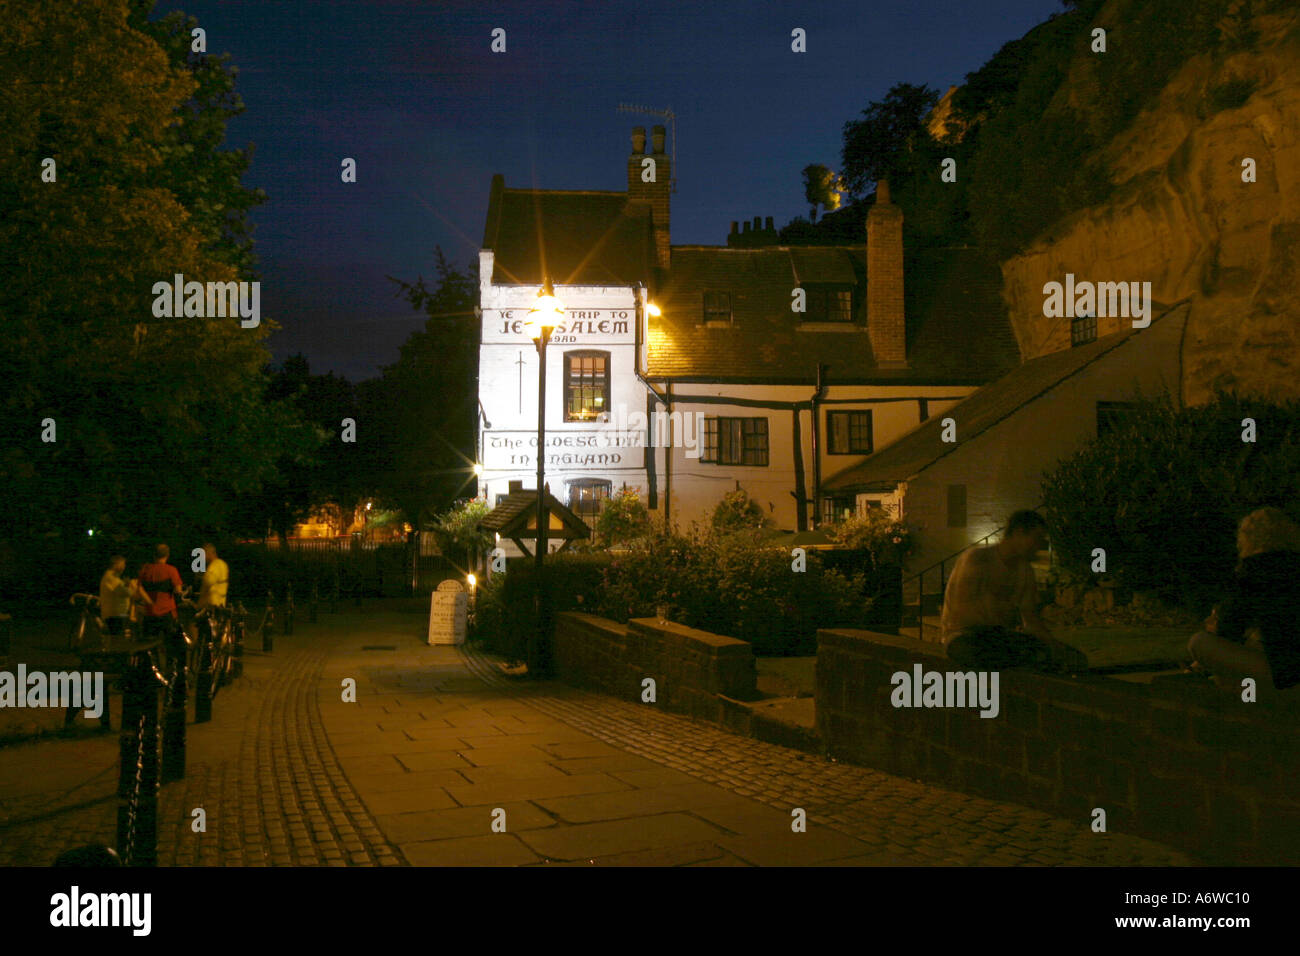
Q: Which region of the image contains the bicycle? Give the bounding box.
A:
[69,593,104,651]
[179,598,237,722]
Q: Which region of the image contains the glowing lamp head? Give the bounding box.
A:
[526,279,564,340]
[466,573,477,590]
[646,302,662,317]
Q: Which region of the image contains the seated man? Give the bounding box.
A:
[1188,507,1300,692]
[941,510,1085,672]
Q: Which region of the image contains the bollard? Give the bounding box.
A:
[262,591,275,653]
[117,649,163,867]
[230,604,245,679]
[283,584,296,636]
[160,629,187,783]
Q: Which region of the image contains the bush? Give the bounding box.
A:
[430,497,491,568]
[710,488,769,534]
[823,510,915,568]
[593,488,650,546]
[1041,391,1300,613]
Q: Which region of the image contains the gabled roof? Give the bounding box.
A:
[479,489,590,540]
[822,302,1187,492]
[482,175,652,286]
[645,245,1019,385]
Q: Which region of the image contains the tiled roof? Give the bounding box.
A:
[821,303,1188,492]
[482,175,652,286]
[480,489,590,538]
[645,245,1019,384]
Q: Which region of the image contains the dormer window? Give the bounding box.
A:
[1071,313,1097,347]
[804,285,854,323]
[703,292,732,326]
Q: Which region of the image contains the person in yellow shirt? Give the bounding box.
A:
[198,542,230,610]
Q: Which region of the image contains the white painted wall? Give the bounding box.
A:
[898,309,1187,577]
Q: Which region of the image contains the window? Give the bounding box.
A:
[946,484,967,528]
[702,416,769,466]
[563,351,609,422]
[1071,313,1097,347]
[827,410,873,455]
[568,479,611,519]
[804,285,854,323]
[703,292,732,326]
[822,496,855,524]
[1096,401,1139,437]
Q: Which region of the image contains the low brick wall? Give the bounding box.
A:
[816,628,1300,865]
[554,612,758,721]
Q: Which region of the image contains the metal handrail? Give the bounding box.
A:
[902,503,1049,642]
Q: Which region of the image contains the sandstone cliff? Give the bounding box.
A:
[999,4,1300,404]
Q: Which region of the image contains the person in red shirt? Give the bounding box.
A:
[138,543,185,663]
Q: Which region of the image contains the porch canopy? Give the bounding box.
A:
[479,486,590,557]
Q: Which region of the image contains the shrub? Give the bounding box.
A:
[823,510,915,568]
[710,488,769,534]
[593,488,650,546]
[1041,391,1300,613]
[430,497,491,568]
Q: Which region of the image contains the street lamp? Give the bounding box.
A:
[526,278,563,677]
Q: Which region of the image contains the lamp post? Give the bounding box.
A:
[526,279,563,677]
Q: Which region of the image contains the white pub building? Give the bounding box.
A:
[475,125,1022,556]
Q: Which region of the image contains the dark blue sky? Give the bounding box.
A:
[153,0,1059,381]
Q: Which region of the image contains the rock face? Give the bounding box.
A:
[1000,6,1300,405]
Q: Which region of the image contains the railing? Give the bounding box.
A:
[903,525,1007,643]
[902,513,1056,642]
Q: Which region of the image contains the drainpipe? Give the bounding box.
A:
[810,363,828,527]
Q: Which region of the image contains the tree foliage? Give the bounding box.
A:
[0,0,313,560]
[1041,393,1300,612]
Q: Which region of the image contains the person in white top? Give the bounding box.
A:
[198,542,230,610]
[940,510,1085,672]
[99,555,151,636]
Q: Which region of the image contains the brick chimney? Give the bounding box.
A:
[627,125,671,269]
[866,179,906,365]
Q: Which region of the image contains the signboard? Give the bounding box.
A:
[481,308,635,345]
[428,580,467,646]
[481,429,644,471]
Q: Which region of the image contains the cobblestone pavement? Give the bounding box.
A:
[0,604,1199,866]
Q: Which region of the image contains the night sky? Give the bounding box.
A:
[152,0,1058,381]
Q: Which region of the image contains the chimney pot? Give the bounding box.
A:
[743,221,751,233]
[730,221,738,234]
[651,125,666,154]
[631,127,646,154]
[765,216,774,231]
[752,216,761,231]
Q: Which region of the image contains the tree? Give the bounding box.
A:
[0,0,313,555]
[801,164,842,224]
[376,249,481,530]
[839,83,940,199]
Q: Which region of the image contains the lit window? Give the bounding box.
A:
[563,351,609,422]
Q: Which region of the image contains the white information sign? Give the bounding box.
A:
[428,580,467,646]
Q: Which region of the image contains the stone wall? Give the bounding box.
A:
[816,627,1300,865]
[554,612,758,721]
